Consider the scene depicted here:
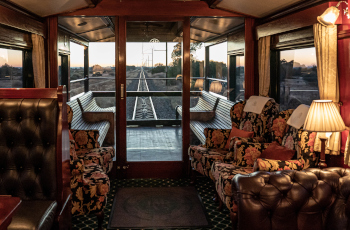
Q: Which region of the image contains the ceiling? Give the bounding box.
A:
[59,16,245,43]
[9,0,310,19]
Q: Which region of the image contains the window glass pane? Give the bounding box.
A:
[0,48,22,88]
[235,55,245,101]
[58,55,62,85]
[70,80,84,97]
[70,42,84,81]
[89,42,115,91]
[209,42,227,80]
[279,47,319,110]
[191,42,204,91]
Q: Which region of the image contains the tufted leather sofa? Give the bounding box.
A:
[0,87,70,230]
[231,167,350,230]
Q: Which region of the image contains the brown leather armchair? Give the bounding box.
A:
[0,87,71,230]
[231,167,350,230]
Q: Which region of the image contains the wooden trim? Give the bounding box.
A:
[126,161,184,179]
[0,4,45,37]
[48,16,58,88]
[0,87,60,98]
[244,18,258,98]
[116,16,127,179]
[256,2,331,40]
[338,29,350,40]
[60,0,243,17]
[183,17,191,177]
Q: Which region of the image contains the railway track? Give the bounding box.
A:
[132,68,157,120]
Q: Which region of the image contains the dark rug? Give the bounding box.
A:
[108,186,210,229]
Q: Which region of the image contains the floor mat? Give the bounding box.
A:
[108,186,210,229]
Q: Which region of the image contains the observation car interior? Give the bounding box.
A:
[0,0,350,230]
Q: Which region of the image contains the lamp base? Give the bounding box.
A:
[318,137,328,169]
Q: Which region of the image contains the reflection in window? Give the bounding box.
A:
[279,47,319,110]
[89,42,115,91]
[0,48,22,88]
[208,42,227,97]
[70,42,85,97]
[191,42,205,91]
[58,55,62,86]
[235,55,245,101]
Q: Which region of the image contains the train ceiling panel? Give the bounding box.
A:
[82,27,114,42]
[190,28,217,42]
[216,0,305,18]
[126,22,178,42]
[8,0,89,17]
[191,17,244,34]
[58,17,108,34]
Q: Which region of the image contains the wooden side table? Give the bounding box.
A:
[0,196,21,230]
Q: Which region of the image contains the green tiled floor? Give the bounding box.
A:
[72,177,232,230]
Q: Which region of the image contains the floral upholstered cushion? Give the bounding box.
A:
[298,130,319,168]
[254,158,304,172]
[271,109,294,145]
[70,163,110,216]
[204,128,231,149]
[230,101,246,128]
[225,127,254,150]
[71,129,100,150]
[234,142,271,167]
[76,146,115,174]
[211,161,253,212]
[188,145,230,179]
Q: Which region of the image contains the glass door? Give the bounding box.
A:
[124,20,184,178]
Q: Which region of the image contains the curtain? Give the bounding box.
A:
[258,36,271,97]
[313,23,341,155]
[31,34,45,88]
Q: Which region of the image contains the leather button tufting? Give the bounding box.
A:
[38,117,41,121]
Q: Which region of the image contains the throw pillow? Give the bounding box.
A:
[204,128,231,149]
[254,158,304,172]
[225,126,254,150]
[260,142,296,160]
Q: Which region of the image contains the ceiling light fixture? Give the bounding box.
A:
[317,1,349,26]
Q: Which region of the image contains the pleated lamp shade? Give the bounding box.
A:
[194,79,204,88]
[209,81,222,94]
[303,100,345,132]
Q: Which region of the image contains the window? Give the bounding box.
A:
[191,42,205,91]
[89,42,115,92]
[70,42,85,97]
[0,48,23,88]
[278,47,319,110]
[208,42,227,97]
[229,55,244,102]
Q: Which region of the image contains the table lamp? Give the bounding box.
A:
[194,78,204,91]
[209,81,222,94]
[303,100,345,168]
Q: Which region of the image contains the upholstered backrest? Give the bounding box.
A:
[238,99,279,141]
[230,101,246,128]
[0,99,58,200]
[298,129,319,168]
[67,98,82,128]
[232,167,350,230]
[270,109,294,145]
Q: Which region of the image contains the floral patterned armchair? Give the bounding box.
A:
[211,109,319,214]
[188,98,279,180]
[68,105,115,230]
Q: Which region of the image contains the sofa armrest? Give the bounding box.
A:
[70,158,84,176]
[203,128,231,149]
[253,158,305,172]
[82,111,114,146]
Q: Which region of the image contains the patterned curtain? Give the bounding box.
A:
[258,36,271,97]
[313,23,341,155]
[31,34,46,88]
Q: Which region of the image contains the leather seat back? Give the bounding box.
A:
[0,99,58,200]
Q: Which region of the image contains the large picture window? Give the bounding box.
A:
[279,47,319,110]
[0,48,23,88]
